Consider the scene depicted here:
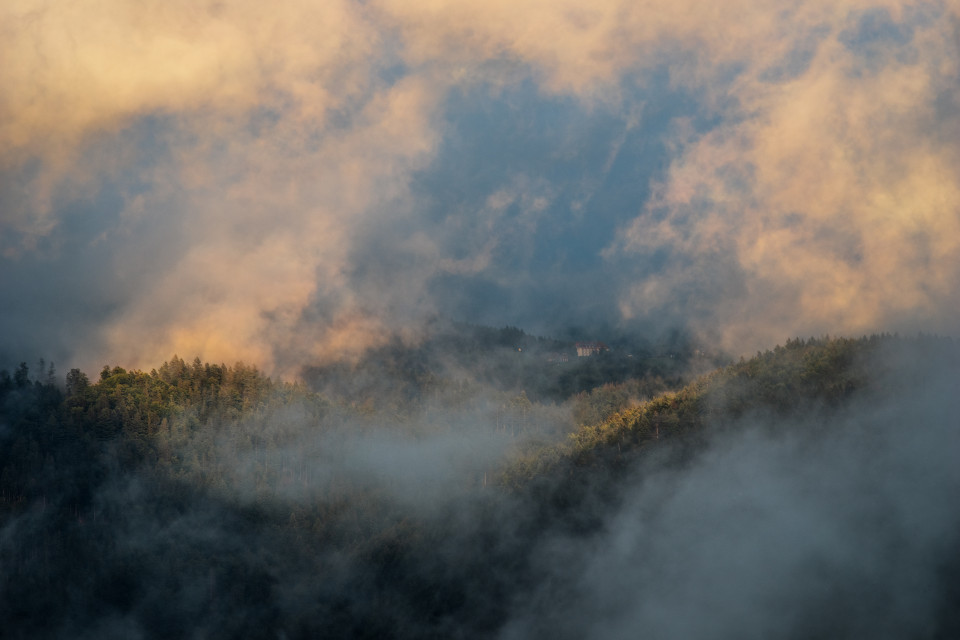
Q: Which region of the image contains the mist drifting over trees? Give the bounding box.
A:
[2,334,958,638]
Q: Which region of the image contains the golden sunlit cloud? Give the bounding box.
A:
[2,0,958,372]
[616,3,960,351]
[2,0,440,373]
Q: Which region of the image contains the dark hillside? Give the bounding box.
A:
[1,334,958,638]
[300,320,708,408]
[498,334,960,638]
[510,334,959,479]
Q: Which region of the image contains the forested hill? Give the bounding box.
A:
[1,334,959,639]
[300,320,714,407]
[508,333,960,482]
[0,356,318,501]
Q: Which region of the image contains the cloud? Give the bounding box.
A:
[0,0,379,153]
[95,73,441,374]
[1,0,376,246]
[501,347,960,638]
[2,0,958,373]
[1,0,442,373]
[613,3,960,351]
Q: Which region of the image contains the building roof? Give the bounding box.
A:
[575,341,608,350]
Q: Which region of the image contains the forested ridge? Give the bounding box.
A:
[510,333,952,479]
[1,333,958,638]
[301,320,705,408]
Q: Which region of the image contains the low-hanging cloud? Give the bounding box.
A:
[501,346,960,639]
[612,3,960,351]
[2,0,959,373]
[2,0,440,373]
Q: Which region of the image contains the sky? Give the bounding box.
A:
[2,0,959,376]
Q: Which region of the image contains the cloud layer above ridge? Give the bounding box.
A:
[2,0,958,373]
